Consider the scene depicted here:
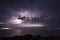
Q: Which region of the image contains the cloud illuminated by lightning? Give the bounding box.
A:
[17,23,45,28]
[19,10,38,17]
[8,16,24,24]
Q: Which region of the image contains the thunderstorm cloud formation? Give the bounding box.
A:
[0,0,60,37]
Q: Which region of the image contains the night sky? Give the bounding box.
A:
[0,0,60,37]
[0,0,60,22]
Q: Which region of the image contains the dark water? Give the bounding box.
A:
[0,29,22,37]
[0,29,48,38]
[0,28,60,38]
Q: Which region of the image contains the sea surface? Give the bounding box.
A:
[0,27,60,38]
[0,28,49,38]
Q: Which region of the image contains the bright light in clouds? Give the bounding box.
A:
[8,17,23,24]
[19,10,36,17]
[9,19,22,24]
[8,16,45,28]
[18,23,44,28]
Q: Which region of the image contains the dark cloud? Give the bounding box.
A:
[0,0,60,26]
[0,1,59,31]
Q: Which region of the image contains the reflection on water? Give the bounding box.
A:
[0,28,44,38]
[0,29,22,38]
[0,28,12,30]
[0,27,50,38]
